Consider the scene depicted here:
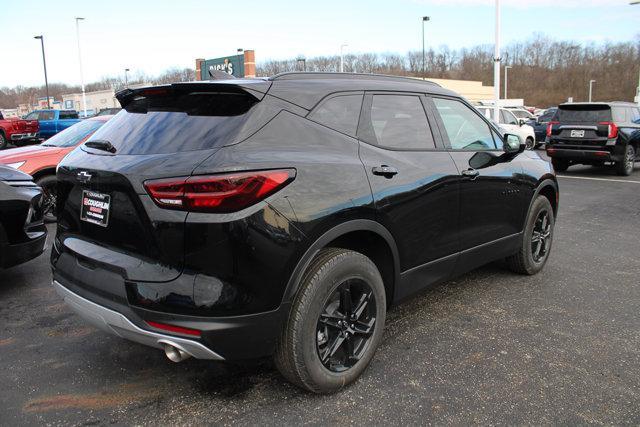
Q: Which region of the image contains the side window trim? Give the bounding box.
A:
[306,91,365,138]
[357,91,441,152]
[427,95,504,152]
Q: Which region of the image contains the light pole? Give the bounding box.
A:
[504,65,512,99]
[340,44,348,73]
[33,35,50,109]
[124,68,130,87]
[493,0,501,122]
[75,17,87,117]
[589,79,596,102]
[422,16,430,80]
[632,2,640,103]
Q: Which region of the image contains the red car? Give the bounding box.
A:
[0,115,112,221]
[0,112,39,148]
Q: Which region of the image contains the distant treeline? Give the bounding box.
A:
[2,35,639,109]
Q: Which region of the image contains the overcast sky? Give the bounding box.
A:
[1,0,638,87]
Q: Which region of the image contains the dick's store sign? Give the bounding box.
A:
[201,54,245,79]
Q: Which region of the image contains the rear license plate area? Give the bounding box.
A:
[80,190,111,227]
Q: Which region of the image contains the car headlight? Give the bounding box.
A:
[6,161,26,169]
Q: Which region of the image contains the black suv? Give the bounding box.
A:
[0,165,46,269]
[546,102,640,175]
[51,73,558,393]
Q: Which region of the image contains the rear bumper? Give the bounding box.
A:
[10,132,38,141]
[546,147,623,162]
[53,280,224,360]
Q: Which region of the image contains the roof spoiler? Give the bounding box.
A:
[115,80,272,108]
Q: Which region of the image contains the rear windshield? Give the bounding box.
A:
[85,90,258,155]
[557,105,611,123]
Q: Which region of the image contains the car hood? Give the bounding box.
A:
[0,145,64,162]
[0,164,33,181]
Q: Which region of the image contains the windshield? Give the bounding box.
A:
[41,120,105,148]
[511,110,532,119]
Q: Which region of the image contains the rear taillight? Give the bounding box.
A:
[546,121,559,137]
[144,169,296,213]
[599,121,618,139]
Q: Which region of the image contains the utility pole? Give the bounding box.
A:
[75,17,87,117]
[340,44,348,73]
[422,16,430,80]
[34,35,50,109]
[493,0,501,122]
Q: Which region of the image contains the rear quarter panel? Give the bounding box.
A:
[188,111,376,313]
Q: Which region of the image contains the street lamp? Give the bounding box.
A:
[124,68,130,87]
[75,17,87,117]
[340,43,348,73]
[422,16,430,80]
[632,2,640,103]
[33,35,50,109]
[493,0,501,122]
[589,79,596,102]
[504,65,512,99]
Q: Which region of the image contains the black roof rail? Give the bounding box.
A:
[269,72,441,87]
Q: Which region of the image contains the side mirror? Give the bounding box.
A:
[517,118,526,126]
[504,133,524,154]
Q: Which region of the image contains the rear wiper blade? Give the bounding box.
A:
[85,140,117,153]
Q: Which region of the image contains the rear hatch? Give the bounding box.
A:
[550,104,612,146]
[54,81,271,283]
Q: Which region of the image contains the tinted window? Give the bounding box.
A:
[511,110,532,119]
[557,105,611,123]
[368,95,434,149]
[41,120,104,148]
[630,108,640,122]
[87,91,257,155]
[39,111,55,120]
[433,98,497,150]
[25,112,38,120]
[309,94,362,136]
[59,111,79,120]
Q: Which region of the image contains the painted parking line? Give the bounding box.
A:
[558,175,640,184]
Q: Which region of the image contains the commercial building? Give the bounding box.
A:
[424,78,494,103]
[61,83,148,116]
[196,50,256,80]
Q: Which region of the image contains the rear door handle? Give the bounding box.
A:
[372,165,398,178]
[461,169,480,179]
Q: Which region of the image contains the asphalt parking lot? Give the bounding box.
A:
[1,159,640,425]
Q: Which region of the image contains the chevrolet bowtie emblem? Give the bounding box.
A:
[77,171,92,183]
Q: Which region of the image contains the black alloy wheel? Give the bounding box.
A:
[531,210,552,263]
[316,279,377,372]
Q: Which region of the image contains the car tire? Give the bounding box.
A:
[551,158,569,173]
[274,247,386,394]
[506,196,555,275]
[36,175,58,223]
[616,145,635,176]
[525,137,535,150]
[0,132,7,150]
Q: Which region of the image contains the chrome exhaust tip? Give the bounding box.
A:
[162,342,191,362]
